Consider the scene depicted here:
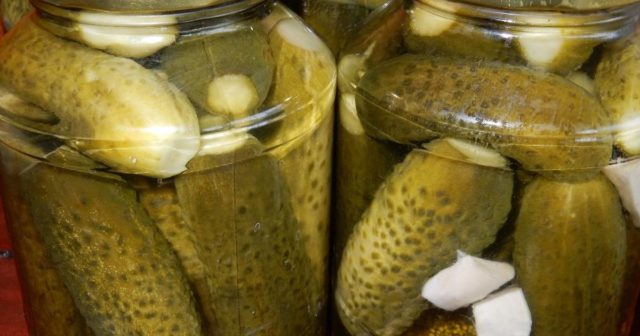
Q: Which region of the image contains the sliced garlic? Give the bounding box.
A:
[472,287,532,336]
[421,251,515,311]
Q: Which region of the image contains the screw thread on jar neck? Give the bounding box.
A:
[414,0,640,38]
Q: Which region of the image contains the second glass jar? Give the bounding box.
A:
[334,0,640,335]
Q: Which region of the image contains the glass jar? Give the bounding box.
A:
[1,0,32,31]
[302,0,387,55]
[334,0,640,335]
[0,0,336,335]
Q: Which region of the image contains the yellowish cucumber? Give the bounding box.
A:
[336,138,513,336]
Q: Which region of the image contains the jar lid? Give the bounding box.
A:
[33,0,264,13]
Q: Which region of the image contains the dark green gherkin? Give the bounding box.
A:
[513,175,626,336]
[18,155,202,335]
[133,179,217,335]
[174,141,319,336]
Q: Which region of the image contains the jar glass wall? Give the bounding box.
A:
[334,0,640,335]
[0,1,336,335]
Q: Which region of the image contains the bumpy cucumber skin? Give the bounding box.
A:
[0,147,92,336]
[0,19,200,178]
[333,125,409,271]
[273,115,333,328]
[356,54,612,177]
[336,139,513,336]
[160,20,274,118]
[513,175,626,336]
[20,163,202,336]
[303,0,371,55]
[136,181,217,335]
[402,309,476,336]
[331,123,409,336]
[595,38,640,156]
[174,148,319,336]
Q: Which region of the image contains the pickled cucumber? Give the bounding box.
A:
[303,0,370,54]
[336,138,513,336]
[404,2,513,62]
[272,116,333,321]
[19,161,202,335]
[160,20,274,119]
[1,0,31,30]
[356,54,612,177]
[595,37,640,155]
[0,19,200,178]
[134,180,216,334]
[513,175,626,336]
[0,85,58,128]
[174,141,318,335]
[332,104,409,336]
[0,147,91,336]
[262,18,335,150]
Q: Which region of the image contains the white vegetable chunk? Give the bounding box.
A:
[339,94,365,136]
[421,251,515,311]
[472,287,532,336]
[604,159,640,227]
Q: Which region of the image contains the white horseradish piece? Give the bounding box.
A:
[604,159,640,228]
[472,287,532,336]
[421,251,515,311]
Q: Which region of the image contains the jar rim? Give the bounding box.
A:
[31,0,269,26]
